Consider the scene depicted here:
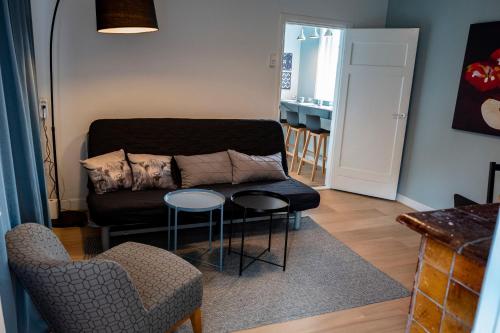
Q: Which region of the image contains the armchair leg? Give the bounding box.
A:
[101,226,110,251]
[166,308,202,333]
[190,308,202,333]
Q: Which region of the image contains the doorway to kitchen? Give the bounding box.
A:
[278,21,343,188]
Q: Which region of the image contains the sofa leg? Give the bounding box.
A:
[190,308,202,333]
[293,211,302,230]
[101,226,110,251]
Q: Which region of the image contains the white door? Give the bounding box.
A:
[330,28,419,200]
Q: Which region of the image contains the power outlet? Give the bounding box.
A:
[39,98,48,119]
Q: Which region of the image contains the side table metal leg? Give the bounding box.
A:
[219,205,224,271]
[228,205,233,255]
[239,209,246,276]
[174,208,178,252]
[283,211,290,271]
[208,210,213,252]
[293,211,302,230]
[268,213,273,252]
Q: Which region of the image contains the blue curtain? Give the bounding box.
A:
[0,0,50,332]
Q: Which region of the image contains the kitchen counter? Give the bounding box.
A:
[279,100,334,121]
[396,203,498,332]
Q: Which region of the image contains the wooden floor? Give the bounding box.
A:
[287,156,326,187]
[53,190,420,333]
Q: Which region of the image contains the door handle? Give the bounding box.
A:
[392,113,407,119]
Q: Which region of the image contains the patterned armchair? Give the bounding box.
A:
[5,223,203,333]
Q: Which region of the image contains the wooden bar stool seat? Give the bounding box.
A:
[297,115,330,181]
[284,111,306,172]
[280,116,289,134]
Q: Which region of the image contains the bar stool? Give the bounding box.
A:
[279,106,289,133]
[297,115,329,181]
[285,111,306,172]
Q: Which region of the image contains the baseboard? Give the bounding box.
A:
[60,198,87,211]
[396,193,434,212]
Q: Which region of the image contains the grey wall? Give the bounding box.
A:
[387,0,500,209]
[297,28,319,99]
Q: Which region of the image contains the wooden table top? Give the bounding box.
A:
[397,203,499,264]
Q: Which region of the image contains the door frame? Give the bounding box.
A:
[275,14,351,189]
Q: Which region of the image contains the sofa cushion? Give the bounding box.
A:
[87,178,320,227]
[88,189,170,227]
[80,149,133,194]
[197,179,320,212]
[128,153,176,191]
[228,149,287,184]
[174,151,232,188]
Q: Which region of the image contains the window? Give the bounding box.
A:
[314,29,341,103]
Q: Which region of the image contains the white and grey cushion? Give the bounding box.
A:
[228,149,288,184]
[80,149,132,194]
[174,151,232,188]
[127,153,176,191]
[6,223,202,333]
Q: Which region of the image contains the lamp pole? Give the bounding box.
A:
[49,0,62,217]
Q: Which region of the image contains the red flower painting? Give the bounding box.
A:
[490,48,500,65]
[452,22,500,136]
[464,61,498,92]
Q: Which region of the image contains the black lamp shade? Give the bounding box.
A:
[96,0,158,34]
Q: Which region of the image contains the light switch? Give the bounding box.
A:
[269,53,277,68]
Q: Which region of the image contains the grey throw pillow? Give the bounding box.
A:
[174,151,232,188]
[127,153,176,191]
[80,149,133,194]
[228,150,287,184]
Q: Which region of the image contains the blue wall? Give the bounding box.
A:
[387,0,500,209]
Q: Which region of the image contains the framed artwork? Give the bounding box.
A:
[282,53,293,71]
[281,71,291,90]
[452,21,500,137]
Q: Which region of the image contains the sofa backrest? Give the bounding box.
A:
[6,223,146,332]
[87,118,288,189]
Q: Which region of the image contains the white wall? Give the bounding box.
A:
[281,24,301,100]
[31,0,388,209]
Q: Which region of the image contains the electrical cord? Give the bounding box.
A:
[41,104,56,199]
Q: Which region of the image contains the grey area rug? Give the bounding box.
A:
[86,217,410,333]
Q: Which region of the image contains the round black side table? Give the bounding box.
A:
[228,190,290,276]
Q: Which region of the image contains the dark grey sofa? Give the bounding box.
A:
[86,118,320,248]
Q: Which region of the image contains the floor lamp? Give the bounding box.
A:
[49,0,158,226]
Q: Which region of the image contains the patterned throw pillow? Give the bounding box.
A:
[127,153,176,191]
[80,149,133,194]
[174,151,232,188]
[228,150,287,184]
